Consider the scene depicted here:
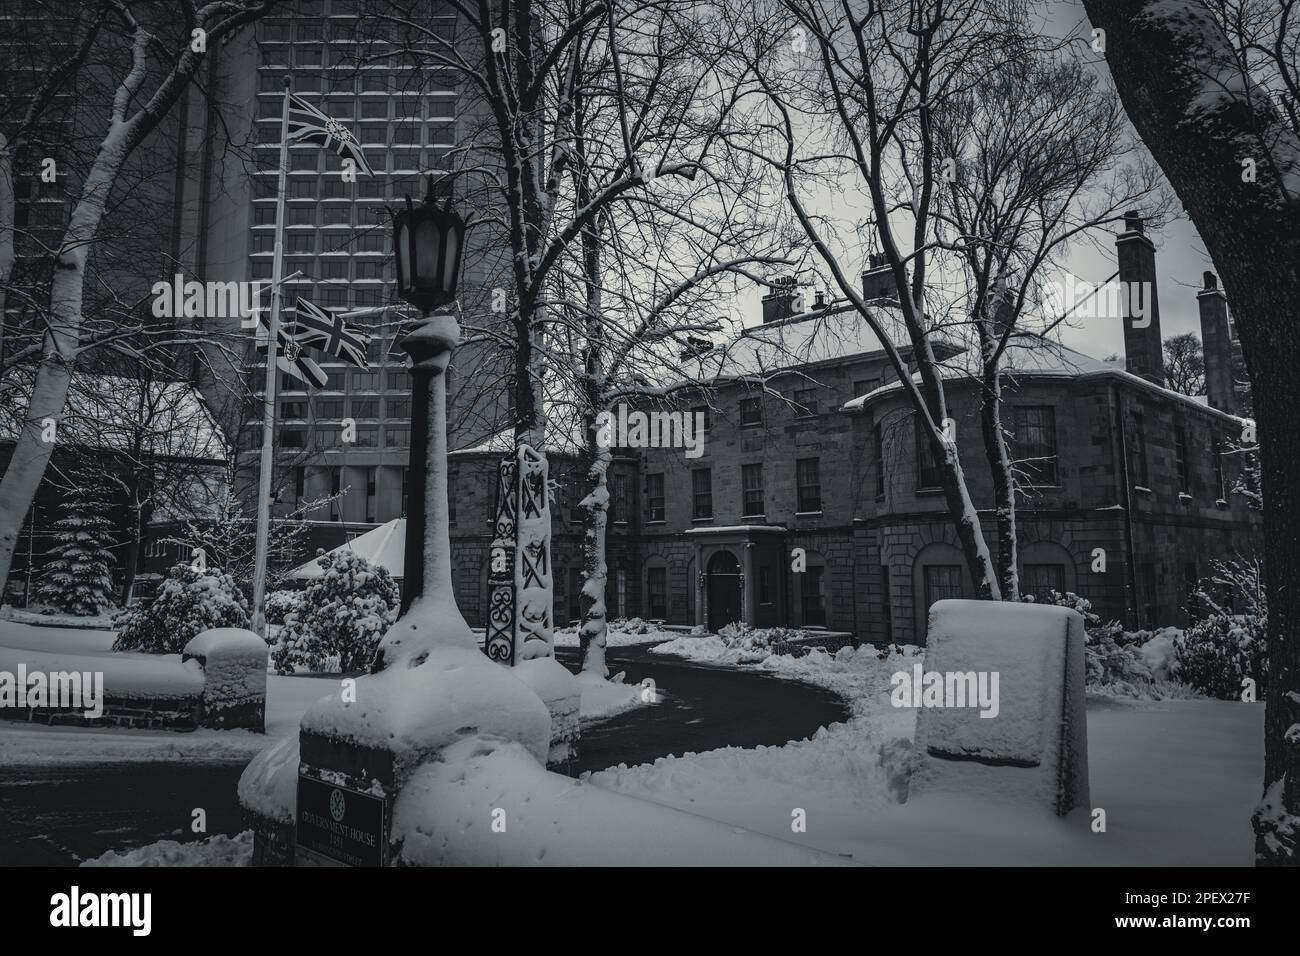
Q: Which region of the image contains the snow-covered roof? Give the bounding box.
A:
[843,333,1245,424]
[673,303,935,384]
[0,373,228,461]
[450,419,587,458]
[289,518,406,580]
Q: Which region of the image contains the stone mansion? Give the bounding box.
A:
[440,215,1262,644]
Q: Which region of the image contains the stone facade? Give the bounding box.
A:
[434,314,1260,646]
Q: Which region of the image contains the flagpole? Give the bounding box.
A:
[250,75,293,637]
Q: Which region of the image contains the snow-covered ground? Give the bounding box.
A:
[553,619,681,649]
[590,643,1263,865]
[0,605,119,630]
[0,621,648,766]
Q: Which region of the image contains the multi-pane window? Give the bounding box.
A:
[1175,424,1190,493]
[793,388,819,417]
[801,566,826,627]
[281,427,306,448]
[647,567,668,620]
[796,458,821,513]
[854,378,880,399]
[611,473,629,524]
[741,464,764,516]
[280,401,307,419]
[352,371,379,390]
[567,567,584,623]
[386,398,410,419]
[692,469,713,519]
[915,423,943,490]
[739,396,763,426]
[354,427,378,448]
[923,565,963,610]
[1022,564,1065,603]
[318,399,344,418]
[350,399,378,418]
[646,473,665,522]
[691,405,712,432]
[1012,406,1058,486]
[759,566,773,605]
[385,427,410,448]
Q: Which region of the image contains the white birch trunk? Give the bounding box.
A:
[0,114,137,590]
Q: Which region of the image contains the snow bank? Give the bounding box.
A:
[0,642,204,700]
[553,618,680,649]
[575,669,648,721]
[183,628,268,730]
[391,737,853,867]
[82,832,253,868]
[238,733,300,825]
[651,633,769,664]
[513,656,580,769]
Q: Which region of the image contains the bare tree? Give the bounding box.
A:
[1080,0,1300,866]
[932,48,1167,599]
[730,0,1037,596]
[0,0,280,596]
[1162,332,1206,397]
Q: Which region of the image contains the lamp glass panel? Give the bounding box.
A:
[441,224,460,292]
[413,219,442,289]
[395,219,411,293]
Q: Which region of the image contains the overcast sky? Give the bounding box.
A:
[729,0,1221,364]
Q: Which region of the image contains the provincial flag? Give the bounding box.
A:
[258,314,329,389]
[291,296,370,369]
[285,92,374,176]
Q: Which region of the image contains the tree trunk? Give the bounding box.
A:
[1082,0,1300,864]
[578,397,610,677]
[980,362,1019,601]
[120,500,142,607]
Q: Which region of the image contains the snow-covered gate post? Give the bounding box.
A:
[484,446,579,771]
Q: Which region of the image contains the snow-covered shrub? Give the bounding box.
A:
[609,617,652,634]
[36,483,116,616]
[1176,557,1267,700]
[1177,613,1266,700]
[716,622,808,652]
[112,564,250,654]
[271,551,398,674]
[264,589,301,626]
[1029,590,1150,687]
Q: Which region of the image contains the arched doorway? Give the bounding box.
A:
[707,550,742,632]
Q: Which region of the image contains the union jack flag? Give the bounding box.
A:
[291,296,370,369]
[285,92,374,176]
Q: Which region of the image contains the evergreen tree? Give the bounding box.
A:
[36,482,116,616]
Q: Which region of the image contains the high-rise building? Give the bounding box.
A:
[193,0,511,542]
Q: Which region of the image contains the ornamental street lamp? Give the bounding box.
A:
[392,176,468,616]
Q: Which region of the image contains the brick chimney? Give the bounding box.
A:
[761,276,801,324]
[1115,211,1165,386]
[1197,271,1235,413]
[861,253,898,302]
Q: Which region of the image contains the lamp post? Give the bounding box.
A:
[392,176,466,616]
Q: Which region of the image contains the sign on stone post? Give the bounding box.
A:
[909,599,1089,816]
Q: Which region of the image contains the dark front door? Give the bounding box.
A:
[707,550,742,632]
